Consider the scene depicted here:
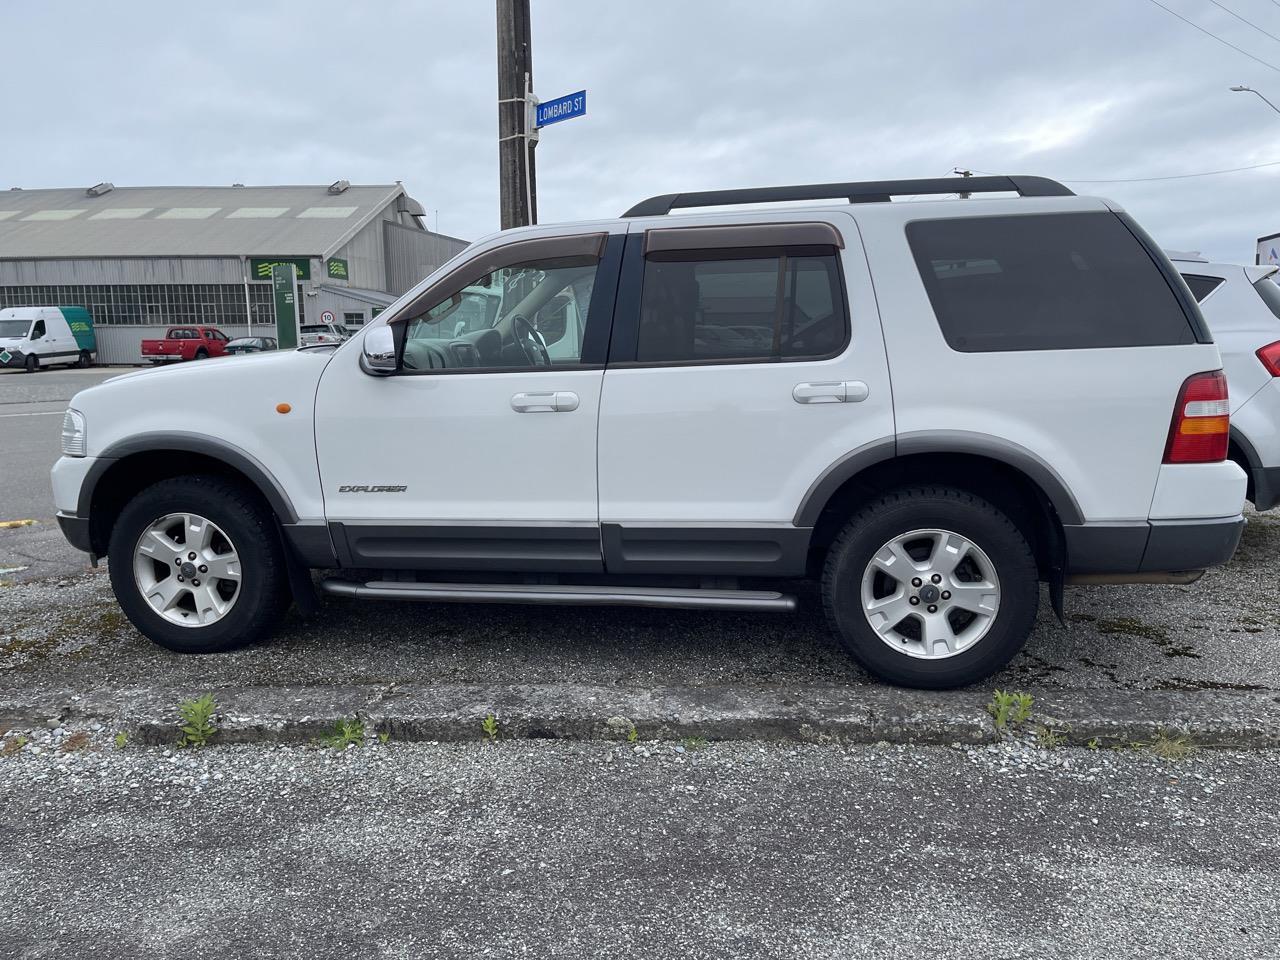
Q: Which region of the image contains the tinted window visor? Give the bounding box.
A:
[1254,276,1280,320]
[907,212,1197,352]
[1180,274,1225,303]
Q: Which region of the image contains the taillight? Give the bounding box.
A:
[1164,369,1230,464]
[1257,340,1280,376]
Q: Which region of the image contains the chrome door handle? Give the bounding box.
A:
[511,391,579,413]
[793,381,870,404]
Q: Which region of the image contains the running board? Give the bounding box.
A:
[320,579,797,612]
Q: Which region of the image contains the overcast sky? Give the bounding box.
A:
[7,0,1280,261]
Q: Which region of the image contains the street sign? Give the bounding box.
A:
[251,257,311,281]
[320,309,336,324]
[535,90,586,127]
[326,257,349,281]
[272,264,299,349]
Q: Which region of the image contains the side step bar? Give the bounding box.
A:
[320,579,797,612]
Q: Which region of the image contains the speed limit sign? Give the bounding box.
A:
[320,309,336,324]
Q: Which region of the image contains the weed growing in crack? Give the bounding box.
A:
[986,689,1034,734]
[176,694,217,749]
[321,717,365,750]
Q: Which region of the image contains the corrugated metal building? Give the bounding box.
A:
[0,181,468,363]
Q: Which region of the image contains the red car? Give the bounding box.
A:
[140,326,232,363]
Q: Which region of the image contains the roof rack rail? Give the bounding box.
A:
[622,175,1073,218]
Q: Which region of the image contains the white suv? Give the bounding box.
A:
[1169,252,1280,512]
[50,176,1247,688]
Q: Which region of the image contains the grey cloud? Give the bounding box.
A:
[7,0,1280,260]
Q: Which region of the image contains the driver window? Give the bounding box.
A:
[31,320,46,339]
[402,255,598,372]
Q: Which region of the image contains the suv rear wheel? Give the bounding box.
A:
[822,485,1039,689]
[107,475,289,653]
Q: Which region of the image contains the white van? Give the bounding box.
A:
[0,306,96,372]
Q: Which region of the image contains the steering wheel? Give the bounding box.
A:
[511,314,551,366]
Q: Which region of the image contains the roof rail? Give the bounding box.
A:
[622,175,1074,217]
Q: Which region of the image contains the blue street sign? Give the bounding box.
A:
[536,90,586,128]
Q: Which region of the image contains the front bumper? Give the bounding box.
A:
[1064,515,1245,576]
[56,513,93,554]
[0,349,29,368]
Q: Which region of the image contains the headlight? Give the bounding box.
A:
[61,409,86,457]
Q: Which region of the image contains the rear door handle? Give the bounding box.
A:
[793,381,869,404]
[511,391,579,413]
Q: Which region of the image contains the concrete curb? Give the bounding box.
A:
[4,683,1280,748]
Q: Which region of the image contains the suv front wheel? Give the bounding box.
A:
[822,486,1039,689]
[108,475,290,653]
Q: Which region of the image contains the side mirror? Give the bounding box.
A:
[361,325,397,375]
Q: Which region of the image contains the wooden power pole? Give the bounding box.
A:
[497,0,537,229]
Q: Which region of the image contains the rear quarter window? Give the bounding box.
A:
[1180,274,1225,303]
[906,212,1197,352]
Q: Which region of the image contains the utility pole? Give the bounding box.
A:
[497,0,536,229]
[953,168,973,199]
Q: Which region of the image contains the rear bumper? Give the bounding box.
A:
[1065,515,1245,576]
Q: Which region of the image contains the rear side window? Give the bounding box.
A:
[636,248,847,363]
[1181,274,1225,302]
[906,212,1196,352]
[1254,277,1280,319]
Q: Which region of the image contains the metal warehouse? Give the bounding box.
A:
[0,181,467,363]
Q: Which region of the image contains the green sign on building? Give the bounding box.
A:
[326,257,349,281]
[272,263,299,349]
[251,257,311,281]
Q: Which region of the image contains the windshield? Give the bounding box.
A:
[0,319,31,338]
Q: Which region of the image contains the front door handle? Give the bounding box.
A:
[793,381,870,404]
[511,391,579,413]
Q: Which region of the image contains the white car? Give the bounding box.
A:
[298,323,351,347]
[1170,252,1280,512]
[51,175,1247,688]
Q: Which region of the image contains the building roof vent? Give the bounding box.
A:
[327,179,350,195]
[86,182,115,197]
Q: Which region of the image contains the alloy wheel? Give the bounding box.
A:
[132,513,242,627]
[859,528,1000,659]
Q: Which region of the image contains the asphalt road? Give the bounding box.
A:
[0,366,128,579]
[0,738,1276,959]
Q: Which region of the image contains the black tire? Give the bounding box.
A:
[193,349,209,360]
[23,353,37,373]
[77,350,92,368]
[107,475,290,653]
[822,485,1039,689]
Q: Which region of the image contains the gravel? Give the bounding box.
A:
[0,733,1277,958]
[2,506,1276,695]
